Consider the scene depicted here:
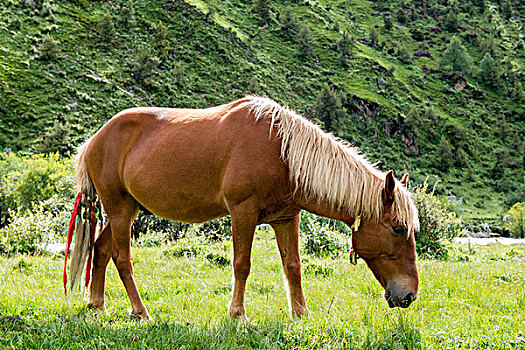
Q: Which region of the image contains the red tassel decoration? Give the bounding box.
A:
[63,193,83,295]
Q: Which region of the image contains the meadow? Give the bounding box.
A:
[1,229,524,349]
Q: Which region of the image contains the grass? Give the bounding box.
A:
[1,230,524,349]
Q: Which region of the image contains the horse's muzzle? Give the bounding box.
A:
[385,289,417,308]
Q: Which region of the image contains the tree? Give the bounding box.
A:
[440,36,472,74]
[315,84,344,133]
[40,34,59,60]
[98,13,116,44]
[120,0,135,28]
[280,8,299,35]
[369,27,379,47]
[247,76,261,95]
[253,0,271,22]
[336,31,353,67]
[383,16,393,30]
[455,147,468,167]
[504,202,525,238]
[396,8,407,24]
[480,36,497,58]
[501,0,512,20]
[151,21,169,61]
[437,136,453,171]
[296,24,316,58]
[133,48,160,86]
[397,44,412,63]
[444,10,458,32]
[478,53,499,86]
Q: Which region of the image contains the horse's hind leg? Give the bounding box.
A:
[271,214,309,318]
[88,223,113,312]
[107,198,152,320]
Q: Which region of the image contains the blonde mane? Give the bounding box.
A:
[236,95,419,233]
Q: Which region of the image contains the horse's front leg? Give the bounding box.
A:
[271,214,310,318]
[228,201,258,320]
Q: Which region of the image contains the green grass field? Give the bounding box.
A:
[1,230,524,349]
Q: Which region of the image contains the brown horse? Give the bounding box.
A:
[67,96,420,321]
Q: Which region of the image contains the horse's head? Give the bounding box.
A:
[351,171,419,308]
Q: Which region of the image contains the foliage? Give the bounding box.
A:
[437,136,453,171]
[39,35,59,60]
[163,235,231,267]
[279,8,299,36]
[444,10,458,33]
[439,36,472,74]
[120,0,135,28]
[396,8,407,24]
[397,44,412,64]
[411,180,463,259]
[478,53,499,86]
[336,31,353,67]
[132,48,160,86]
[196,216,232,242]
[0,153,74,227]
[501,0,512,19]
[300,213,351,258]
[97,13,116,44]
[315,84,344,133]
[503,202,525,239]
[383,16,393,31]
[296,24,315,58]
[369,27,379,46]
[0,202,66,256]
[252,0,271,22]
[150,21,169,61]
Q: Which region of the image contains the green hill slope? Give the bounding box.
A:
[0,0,523,222]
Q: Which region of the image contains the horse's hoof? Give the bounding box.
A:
[130,310,153,322]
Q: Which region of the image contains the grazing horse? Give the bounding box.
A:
[66,96,420,320]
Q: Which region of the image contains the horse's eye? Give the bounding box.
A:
[392,226,405,235]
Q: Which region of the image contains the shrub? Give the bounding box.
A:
[40,34,59,60]
[196,216,231,242]
[300,213,351,258]
[97,13,116,44]
[503,202,525,239]
[0,153,74,227]
[411,180,463,259]
[440,36,472,74]
[0,202,66,256]
[296,24,316,58]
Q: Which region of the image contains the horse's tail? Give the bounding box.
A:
[63,137,102,295]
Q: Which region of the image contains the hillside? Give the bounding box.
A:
[0,0,523,223]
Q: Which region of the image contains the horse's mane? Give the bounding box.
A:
[233,95,419,234]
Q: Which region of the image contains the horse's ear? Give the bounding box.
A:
[400,173,409,186]
[384,170,396,204]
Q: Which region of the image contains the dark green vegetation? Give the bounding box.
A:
[1,233,524,349]
[0,0,523,224]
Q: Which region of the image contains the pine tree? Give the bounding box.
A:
[480,36,497,57]
[440,36,472,74]
[455,147,468,167]
[369,27,379,46]
[397,44,412,63]
[336,31,353,67]
[396,8,407,24]
[133,48,160,86]
[444,10,458,33]
[151,21,169,61]
[40,34,59,60]
[280,8,299,35]
[501,0,512,19]
[438,136,453,171]
[121,0,135,28]
[296,24,316,58]
[315,84,344,133]
[98,13,116,44]
[247,76,261,94]
[253,0,271,22]
[478,53,499,86]
[383,16,393,30]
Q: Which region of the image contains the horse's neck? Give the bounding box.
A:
[296,195,354,226]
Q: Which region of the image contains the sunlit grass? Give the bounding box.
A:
[1,231,524,349]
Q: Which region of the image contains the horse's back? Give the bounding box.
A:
[86,103,290,223]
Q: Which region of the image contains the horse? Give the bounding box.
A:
[65,95,420,321]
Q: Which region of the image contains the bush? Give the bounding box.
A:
[40,34,59,60]
[0,153,75,228]
[0,202,66,256]
[503,202,525,239]
[196,216,231,242]
[300,212,351,258]
[411,180,463,259]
